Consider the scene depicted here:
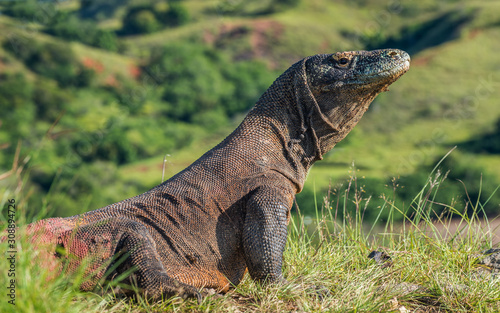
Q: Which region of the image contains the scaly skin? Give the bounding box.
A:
[26,49,410,302]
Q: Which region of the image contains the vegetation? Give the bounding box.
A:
[47,12,119,51]
[0,0,499,309]
[215,0,302,16]
[1,163,499,312]
[460,117,500,154]
[120,3,190,35]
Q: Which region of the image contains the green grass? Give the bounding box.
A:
[2,158,500,312]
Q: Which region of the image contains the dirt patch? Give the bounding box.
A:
[104,74,118,87]
[129,64,141,79]
[249,20,284,59]
[468,28,482,39]
[81,56,104,73]
[204,20,285,66]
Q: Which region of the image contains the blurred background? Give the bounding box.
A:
[0,0,499,224]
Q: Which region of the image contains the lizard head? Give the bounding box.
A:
[247,49,409,170]
[306,49,410,93]
[304,49,410,130]
[287,49,410,160]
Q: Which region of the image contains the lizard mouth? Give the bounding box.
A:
[352,55,410,85]
[374,57,410,79]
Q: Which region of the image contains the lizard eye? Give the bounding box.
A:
[332,53,352,68]
[338,57,349,67]
[332,54,351,68]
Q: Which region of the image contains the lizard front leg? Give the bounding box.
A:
[242,187,292,284]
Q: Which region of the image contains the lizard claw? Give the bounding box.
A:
[179,286,202,305]
[193,291,202,305]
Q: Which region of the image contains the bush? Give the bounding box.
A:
[32,79,73,121]
[213,0,299,16]
[145,42,274,122]
[0,73,35,141]
[365,10,473,55]
[162,3,190,27]
[93,127,138,165]
[46,12,119,51]
[121,7,161,35]
[2,1,118,51]
[223,60,275,116]
[267,0,302,13]
[3,39,95,87]
[79,0,125,20]
[93,29,119,51]
[0,72,32,110]
[120,3,190,35]
[30,42,82,87]
[1,0,38,18]
[2,36,43,66]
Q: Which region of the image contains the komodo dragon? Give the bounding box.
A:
[26,49,410,302]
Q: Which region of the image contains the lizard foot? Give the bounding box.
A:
[171,284,202,304]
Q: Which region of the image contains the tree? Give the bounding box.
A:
[162,3,190,27]
[120,3,190,35]
[121,6,161,35]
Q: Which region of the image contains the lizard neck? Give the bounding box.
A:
[235,58,343,192]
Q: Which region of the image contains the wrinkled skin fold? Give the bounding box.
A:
[25,49,410,302]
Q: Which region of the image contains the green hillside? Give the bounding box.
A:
[1,0,499,220]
